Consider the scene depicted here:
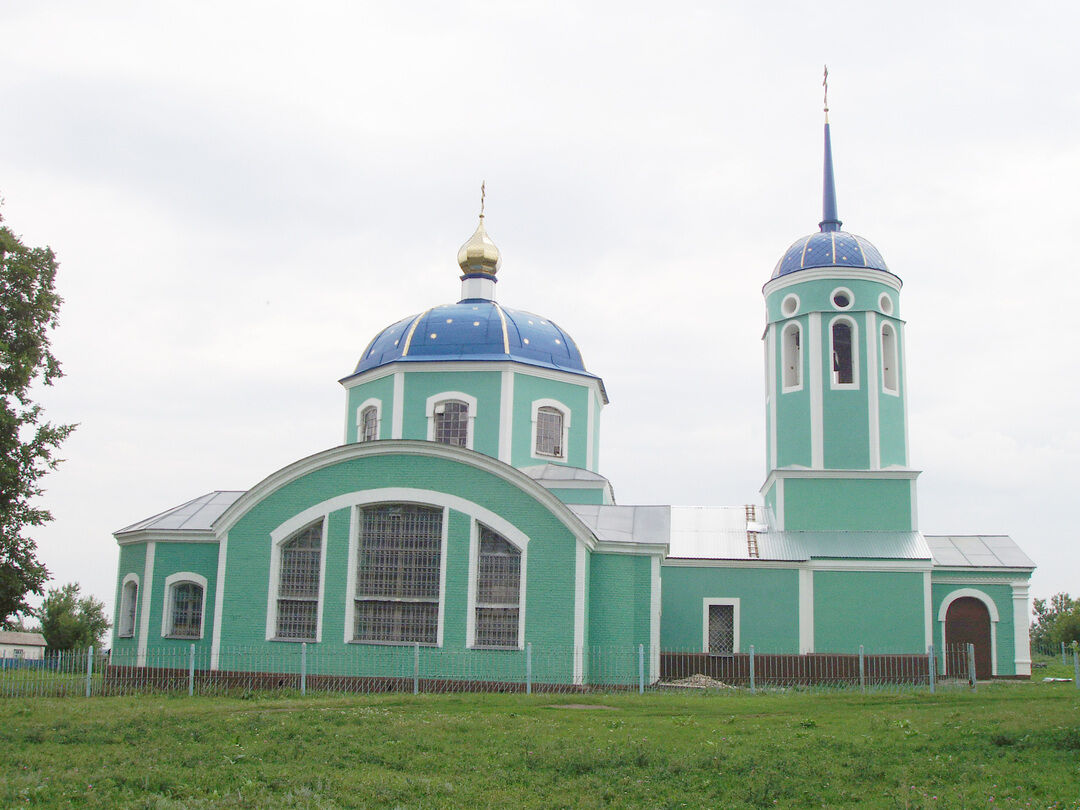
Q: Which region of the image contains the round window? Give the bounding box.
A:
[831,288,853,310]
[879,292,894,315]
[781,294,799,317]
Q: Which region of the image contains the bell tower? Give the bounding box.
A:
[761,90,916,532]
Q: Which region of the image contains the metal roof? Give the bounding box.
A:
[568,505,669,547]
[116,491,245,535]
[522,464,610,484]
[925,535,1034,569]
[0,632,47,647]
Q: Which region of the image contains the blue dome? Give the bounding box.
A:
[351,301,589,376]
[772,231,889,278]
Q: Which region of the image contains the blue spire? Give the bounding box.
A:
[819,118,842,232]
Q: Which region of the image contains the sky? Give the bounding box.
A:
[2,1,1078,622]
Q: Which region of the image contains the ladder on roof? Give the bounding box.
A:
[745,504,760,558]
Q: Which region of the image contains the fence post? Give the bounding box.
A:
[928,644,936,694]
[85,646,94,698]
[638,644,644,694]
[749,644,756,694]
[859,645,865,693]
[526,642,532,695]
[967,643,977,690]
[1063,641,1068,666]
[188,644,195,697]
[301,642,307,697]
[413,642,420,695]
[1073,645,1078,692]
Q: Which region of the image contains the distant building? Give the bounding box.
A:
[0,632,47,662]
[111,107,1033,683]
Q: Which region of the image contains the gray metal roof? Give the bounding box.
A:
[568,505,670,546]
[0,631,47,647]
[925,535,1034,569]
[116,491,245,535]
[522,464,610,484]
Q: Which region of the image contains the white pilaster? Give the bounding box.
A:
[498,370,513,464]
[866,311,880,470]
[1011,582,1032,677]
[808,312,823,468]
[138,542,156,667]
[798,566,814,653]
[391,372,404,439]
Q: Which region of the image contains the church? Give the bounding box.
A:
[109,107,1035,685]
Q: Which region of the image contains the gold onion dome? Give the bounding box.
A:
[457,215,501,276]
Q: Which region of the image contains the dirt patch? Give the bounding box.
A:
[545,703,619,710]
[662,673,736,689]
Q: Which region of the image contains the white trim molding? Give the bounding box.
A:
[211,534,228,670]
[808,312,824,467]
[938,587,999,677]
[426,391,478,449]
[798,567,814,653]
[118,573,140,640]
[160,571,209,640]
[866,310,880,469]
[574,543,586,685]
[1011,582,1032,676]
[827,314,860,390]
[138,542,156,667]
[530,397,571,461]
[391,373,404,439]
[651,555,661,682]
[498,370,514,463]
[780,321,804,394]
[702,597,741,654]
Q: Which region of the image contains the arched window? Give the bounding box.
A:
[433,400,469,446]
[166,581,204,639]
[534,406,566,457]
[276,522,322,640]
[354,504,443,644]
[474,525,522,648]
[781,323,802,391]
[118,576,138,638]
[360,405,379,442]
[881,323,898,394]
[830,318,859,388]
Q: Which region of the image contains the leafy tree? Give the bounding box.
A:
[37,583,109,651]
[1031,593,1080,649]
[0,207,75,627]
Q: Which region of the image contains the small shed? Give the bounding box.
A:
[0,631,48,661]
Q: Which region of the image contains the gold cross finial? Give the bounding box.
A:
[823,65,829,120]
[480,181,486,218]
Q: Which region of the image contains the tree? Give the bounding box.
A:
[1031,593,1080,649]
[37,583,109,651]
[0,207,75,627]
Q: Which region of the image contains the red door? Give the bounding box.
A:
[945,597,992,680]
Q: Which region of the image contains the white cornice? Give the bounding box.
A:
[211,440,600,552]
[340,360,609,404]
[115,530,218,546]
[763,267,903,298]
[595,541,668,556]
[759,467,921,495]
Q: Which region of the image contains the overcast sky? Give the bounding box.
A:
[2,1,1077,621]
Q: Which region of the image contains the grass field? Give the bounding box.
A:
[0,678,1077,808]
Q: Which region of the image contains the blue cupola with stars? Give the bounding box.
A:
[761,77,915,534]
[339,194,609,483]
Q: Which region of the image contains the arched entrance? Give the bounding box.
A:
[945,597,993,680]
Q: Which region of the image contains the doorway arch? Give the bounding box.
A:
[939,589,997,679]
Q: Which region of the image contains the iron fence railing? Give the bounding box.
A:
[2,640,1070,699]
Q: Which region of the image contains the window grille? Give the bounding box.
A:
[535,406,564,456]
[708,604,734,656]
[170,583,203,638]
[433,400,469,446]
[832,321,854,385]
[360,405,378,442]
[119,581,138,637]
[354,504,443,644]
[277,522,322,639]
[475,526,521,648]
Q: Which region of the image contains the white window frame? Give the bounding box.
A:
[161,572,208,640]
[880,322,899,396]
[266,514,329,643]
[348,502,450,647]
[828,315,860,389]
[118,573,139,638]
[356,398,382,442]
[830,286,854,311]
[530,398,571,461]
[426,391,478,449]
[781,322,803,393]
[466,517,530,650]
[702,597,740,655]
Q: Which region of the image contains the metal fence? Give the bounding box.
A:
[2,641,1067,699]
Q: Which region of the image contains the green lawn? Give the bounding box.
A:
[0,682,1077,808]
